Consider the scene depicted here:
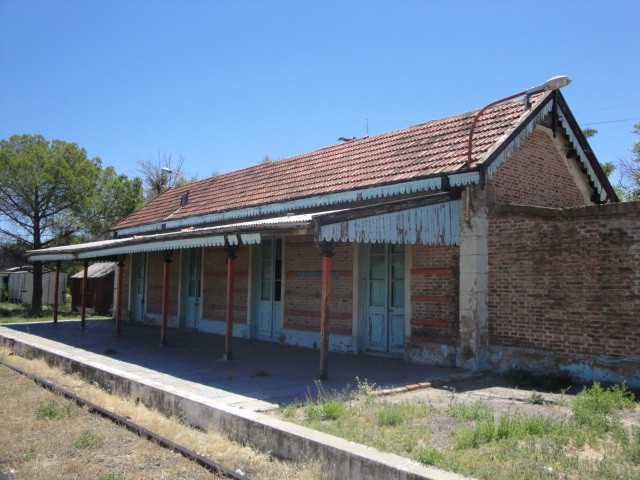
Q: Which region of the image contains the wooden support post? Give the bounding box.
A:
[53,261,61,324]
[115,255,125,336]
[80,261,88,328]
[223,243,238,361]
[318,241,335,380]
[160,251,172,346]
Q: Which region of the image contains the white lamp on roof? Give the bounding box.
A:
[466,75,571,167]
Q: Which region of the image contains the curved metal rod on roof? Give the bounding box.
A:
[465,76,571,168]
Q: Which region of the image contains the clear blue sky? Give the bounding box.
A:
[1,1,638,183]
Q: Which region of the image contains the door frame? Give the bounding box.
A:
[180,247,203,329]
[129,252,147,322]
[254,237,284,340]
[361,243,408,356]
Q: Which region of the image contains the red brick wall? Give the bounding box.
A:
[284,236,353,334]
[201,245,248,323]
[487,129,588,208]
[146,251,180,318]
[488,203,640,359]
[120,256,130,319]
[409,245,459,346]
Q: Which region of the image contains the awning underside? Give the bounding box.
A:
[318,199,461,245]
[27,194,462,262]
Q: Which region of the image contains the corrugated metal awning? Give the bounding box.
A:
[27,193,462,262]
[71,262,116,279]
[313,192,462,245]
[26,213,317,262]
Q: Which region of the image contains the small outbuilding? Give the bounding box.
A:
[71,262,116,315]
[2,266,67,306]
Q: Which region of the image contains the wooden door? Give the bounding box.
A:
[365,244,405,354]
[257,238,283,339]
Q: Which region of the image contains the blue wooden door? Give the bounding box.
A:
[257,238,283,339]
[185,248,202,328]
[365,244,405,354]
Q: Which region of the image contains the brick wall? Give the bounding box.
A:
[409,245,459,346]
[146,251,180,318]
[120,256,130,320]
[488,202,640,359]
[201,245,249,323]
[284,236,353,334]
[487,128,587,208]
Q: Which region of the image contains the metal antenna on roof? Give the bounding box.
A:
[364,116,372,137]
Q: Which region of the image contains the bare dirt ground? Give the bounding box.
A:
[0,348,326,480]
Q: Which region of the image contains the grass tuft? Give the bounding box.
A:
[35,400,74,420]
[19,448,36,462]
[572,382,635,433]
[73,430,103,449]
[415,445,443,466]
[624,427,640,465]
[377,404,406,427]
[448,400,493,422]
[453,413,559,449]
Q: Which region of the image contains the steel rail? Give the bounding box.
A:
[0,359,248,480]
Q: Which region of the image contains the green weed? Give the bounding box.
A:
[453,413,559,449]
[73,430,103,449]
[304,401,345,421]
[35,400,74,420]
[321,401,346,420]
[377,404,405,427]
[281,403,298,418]
[448,400,493,422]
[625,427,640,465]
[415,446,443,466]
[572,382,635,433]
[19,448,36,462]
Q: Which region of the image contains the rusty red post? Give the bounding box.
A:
[223,243,238,360]
[318,241,335,380]
[115,255,125,336]
[53,261,61,324]
[80,261,88,328]
[160,251,172,346]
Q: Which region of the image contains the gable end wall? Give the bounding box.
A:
[486,128,590,208]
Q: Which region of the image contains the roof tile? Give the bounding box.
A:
[114,94,542,230]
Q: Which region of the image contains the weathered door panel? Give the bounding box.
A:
[257,238,283,340]
[365,244,405,355]
[131,253,146,322]
[185,248,202,328]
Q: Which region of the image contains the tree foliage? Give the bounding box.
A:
[137,152,190,201]
[617,122,640,201]
[0,134,143,313]
[81,166,144,241]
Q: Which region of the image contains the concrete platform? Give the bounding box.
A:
[0,319,473,480]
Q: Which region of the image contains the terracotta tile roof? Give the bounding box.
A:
[114,93,545,231]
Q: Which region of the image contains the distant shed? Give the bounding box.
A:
[71,262,116,315]
[3,266,67,305]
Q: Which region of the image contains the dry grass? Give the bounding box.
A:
[0,347,327,480]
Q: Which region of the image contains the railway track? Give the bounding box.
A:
[0,359,249,480]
